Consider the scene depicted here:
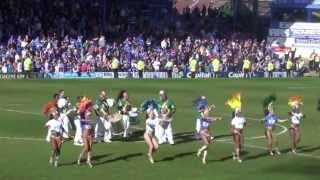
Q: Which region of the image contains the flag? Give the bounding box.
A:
[79,96,92,113]
[263,94,277,113]
[288,96,303,107]
[43,100,56,116]
[225,93,241,110]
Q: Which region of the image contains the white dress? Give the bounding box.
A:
[146,118,158,136]
[231,116,246,129]
[291,112,303,125]
[45,119,63,142]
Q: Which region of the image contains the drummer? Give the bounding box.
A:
[156,90,176,145]
[93,91,113,143]
[116,90,132,139]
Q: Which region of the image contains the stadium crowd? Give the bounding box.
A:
[0,0,317,77]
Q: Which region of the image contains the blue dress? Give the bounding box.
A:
[264,113,278,128]
[200,118,212,130]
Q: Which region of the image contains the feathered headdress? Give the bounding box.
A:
[225,93,241,110]
[193,96,208,111]
[79,96,93,113]
[43,100,57,117]
[140,99,160,112]
[288,96,303,108]
[263,94,277,114]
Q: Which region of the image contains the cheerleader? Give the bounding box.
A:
[288,96,304,154]
[144,109,159,164]
[117,90,132,139]
[77,97,94,168]
[231,108,246,163]
[44,110,66,167]
[196,104,222,164]
[194,96,207,138]
[141,99,161,164]
[262,94,281,156]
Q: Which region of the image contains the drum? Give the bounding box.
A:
[129,111,139,125]
[129,107,139,125]
[109,113,124,135]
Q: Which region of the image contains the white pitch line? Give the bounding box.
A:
[0,136,44,141]
[0,108,41,116]
[218,141,320,160]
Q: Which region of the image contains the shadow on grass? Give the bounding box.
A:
[298,145,320,153]
[94,153,143,165]
[218,151,249,162]
[174,131,232,145]
[59,153,113,167]
[160,151,196,162]
[280,145,310,154]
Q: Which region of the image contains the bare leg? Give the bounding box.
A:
[144,133,155,164]
[235,133,242,163]
[266,129,274,155]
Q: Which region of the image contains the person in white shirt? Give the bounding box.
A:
[152,59,161,72]
[231,108,246,163]
[289,104,304,154]
[44,111,66,167]
[161,39,167,49]
[17,61,23,73]
[1,63,7,73]
[74,96,84,146]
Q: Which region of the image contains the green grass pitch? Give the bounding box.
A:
[0,78,319,180]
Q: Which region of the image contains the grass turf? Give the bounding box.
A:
[0,78,319,180]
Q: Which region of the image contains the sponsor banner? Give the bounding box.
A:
[48,72,98,79]
[221,72,265,78]
[143,72,167,79]
[0,73,25,79]
[99,72,114,79]
[264,71,298,78]
[2,71,298,79]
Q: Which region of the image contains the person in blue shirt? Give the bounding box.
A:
[263,98,281,156]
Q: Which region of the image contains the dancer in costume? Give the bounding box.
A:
[44,93,59,142]
[194,96,207,138]
[288,96,304,154]
[195,99,222,165]
[263,94,281,156]
[45,110,69,167]
[226,93,246,163]
[94,91,114,143]
[141,99,160,164]
[117,90,132,139]
[77,97,94,168]
[157,90,176,145]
